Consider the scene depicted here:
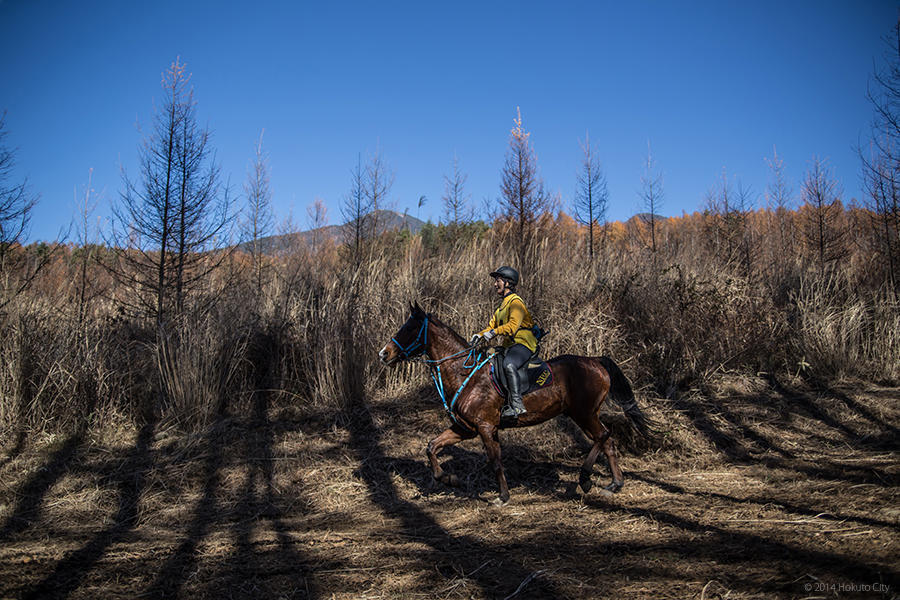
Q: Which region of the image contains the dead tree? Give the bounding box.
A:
[306,197,328,254]
[342,154,372,267]
[639,141,664,253]
[242,130,274,295]
[860,20,900,289]
[800,157,847,277]
[442,154,472,227]
[573,132,609,262]
[499,107,552,273]
[112,58,233,327]
[0,112,43,311]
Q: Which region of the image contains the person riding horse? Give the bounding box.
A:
[469,266,538,419]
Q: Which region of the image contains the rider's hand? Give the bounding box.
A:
[483,329,496,341]
[469,333,482,346]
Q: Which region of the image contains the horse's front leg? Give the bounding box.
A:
[478,424,510,504]
[427,426,472,487]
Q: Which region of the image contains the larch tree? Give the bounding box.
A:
[639,141,664,253]
[342,154,371,267]
[0,112,45,311]
[442,153,472,227]
[800,156,847,277]
[242,129,274,296]
[573,132,608,263]
[499,107,551,272]
[306,197,328,254]
[112,58,233,327]
[861,21,900,289]
[764,146,795,262]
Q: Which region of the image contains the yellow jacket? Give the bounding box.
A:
[480,293,538,352]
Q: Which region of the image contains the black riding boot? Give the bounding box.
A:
[501,363,526,418]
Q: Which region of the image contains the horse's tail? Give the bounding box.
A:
[598,356,653,439]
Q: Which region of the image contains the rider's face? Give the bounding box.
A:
[494,277,507,296]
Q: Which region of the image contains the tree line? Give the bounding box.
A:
[1,23,898,332]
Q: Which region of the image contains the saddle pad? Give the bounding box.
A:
[490,357,554,398]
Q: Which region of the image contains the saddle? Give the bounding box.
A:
[489,350,554,399]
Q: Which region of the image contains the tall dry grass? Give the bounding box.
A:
[1,211,897,439]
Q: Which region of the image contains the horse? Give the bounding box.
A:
[378,302,652,504]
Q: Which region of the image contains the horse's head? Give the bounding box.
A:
[379,302,429,365]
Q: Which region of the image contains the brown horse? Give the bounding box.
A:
[379,302,652,504]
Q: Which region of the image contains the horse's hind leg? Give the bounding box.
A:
[574,415,624,494]
[427,426,474,488]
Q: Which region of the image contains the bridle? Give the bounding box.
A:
[390,313,488,433]
[391,313,480,366]
[391,314,430,360]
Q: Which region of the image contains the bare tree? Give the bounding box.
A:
[306,196,328,253]
[363,147,394,238]
[573,132,608,262]
[860,21,900,288]
[242,130,274,295]
[73,168,102,323]
[499,107,552,271]
[0,112,43,310]
[801,156,847,276]
[112,58,233,326]
[341,150,393,266]
[442,154,472,227]
[764,146,795,260]
[639,141,664,253]
[704,168,753,270]
[342,155,371,266]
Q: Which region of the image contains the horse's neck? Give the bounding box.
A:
[425,322,468,384]
[426,321,465,361]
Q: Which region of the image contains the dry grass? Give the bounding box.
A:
[0,216,897,597]
[0,376,896,599]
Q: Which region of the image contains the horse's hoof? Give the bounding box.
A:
[446,474,460,487]
[579,470,593,493]
[492,496,509,506]
[604,481,623,493]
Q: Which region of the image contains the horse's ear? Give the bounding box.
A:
[413,301,425,317]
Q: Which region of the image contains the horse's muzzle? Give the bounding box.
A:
[378,346,397,365]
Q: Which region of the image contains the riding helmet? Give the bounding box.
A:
[490,266,519,286]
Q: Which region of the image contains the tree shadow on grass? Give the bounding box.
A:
[580,495,899,597]
[141,418,228,598]
[630,471,899,530]
[0,431,85,543]
[215,385,320,599]
[23,420,155,600]
[345,392,568,599]
[0,428,27,469]
[670,383,897,488]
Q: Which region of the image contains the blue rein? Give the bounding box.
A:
[394,315,486,432]
[392,317,428,359]
[429,351,490,432]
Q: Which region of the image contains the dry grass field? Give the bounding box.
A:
[1,374,896,599]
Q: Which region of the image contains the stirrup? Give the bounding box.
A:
[501,402,526,418]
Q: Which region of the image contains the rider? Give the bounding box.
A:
[470,266,538,419]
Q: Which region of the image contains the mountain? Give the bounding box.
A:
[240,209,427,255]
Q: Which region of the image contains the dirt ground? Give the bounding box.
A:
[0,376,897,599]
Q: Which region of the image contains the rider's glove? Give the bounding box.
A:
[483,329,496,341]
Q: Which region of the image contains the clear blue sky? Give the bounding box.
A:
[1,0,896,243]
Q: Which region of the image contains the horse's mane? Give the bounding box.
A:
[428,313,469,348]
[410,301,468,348]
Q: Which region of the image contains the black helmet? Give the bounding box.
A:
[490,266,519,286]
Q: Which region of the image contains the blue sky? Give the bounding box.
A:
[0,0,895,243]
